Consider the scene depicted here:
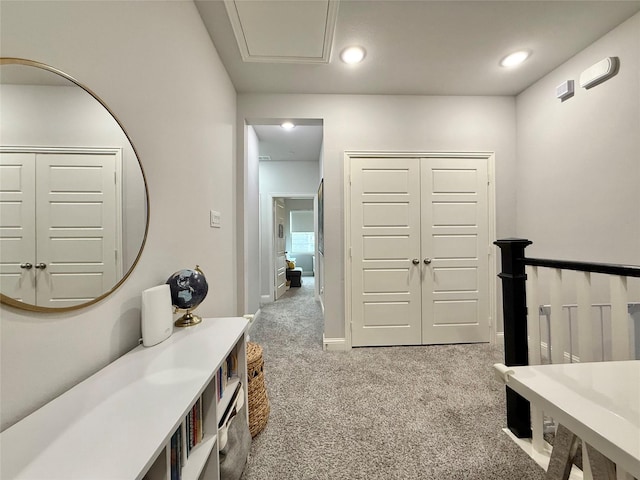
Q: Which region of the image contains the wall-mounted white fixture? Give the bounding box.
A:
[500,50,531,68]
[210,210,221,228]
[556,80,575,101]
[281,121,295,130]
[340,46,366,64]
[579,57,619,89]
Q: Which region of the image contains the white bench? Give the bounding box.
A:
[494,361,639,480]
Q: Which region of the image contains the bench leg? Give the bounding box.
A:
[585,444,616,480]
[546,424,580,480]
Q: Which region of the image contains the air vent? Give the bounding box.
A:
[258,155,271,161]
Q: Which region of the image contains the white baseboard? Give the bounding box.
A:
[243,310,261,342]
[323,335,348,351]
[260,295,272,306]
[244,309,260,329]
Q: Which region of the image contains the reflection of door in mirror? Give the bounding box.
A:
[0,149,121,307]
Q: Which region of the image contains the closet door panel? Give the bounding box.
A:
[421,158,490,344]
[0,153,36,304]
[350,157,422,346]
[36,153,118,307]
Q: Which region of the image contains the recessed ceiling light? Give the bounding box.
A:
[500,50,531,68]
[340,46,366,64]
[281,122,295,130]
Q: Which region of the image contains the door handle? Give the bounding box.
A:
[35,262,47,270]
[412,258,420,265]
[20,263,33,270]
[423,258,432,265]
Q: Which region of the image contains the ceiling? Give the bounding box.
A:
[195,0,640,162]
[253,124,323,162]
[196,0,640,96]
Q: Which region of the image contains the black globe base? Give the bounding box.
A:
[174,310,202,328]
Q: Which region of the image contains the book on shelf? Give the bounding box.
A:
[217,351,239,398]
[226,351,238,377]
[184,397,204,458]
[170,427,182,480]
[218,380,242,430]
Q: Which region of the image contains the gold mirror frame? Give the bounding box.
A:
[0,57,150,313]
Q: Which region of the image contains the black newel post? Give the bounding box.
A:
[494,238,532,438]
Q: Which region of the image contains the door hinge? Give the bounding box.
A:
[349,247,352,258]
[114,172,117,184]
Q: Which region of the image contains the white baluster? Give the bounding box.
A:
[530,405,545,455]
[526,266,541,365]
[550,269,565,364]
[598,305,606,361]
[577,272,594,363]
[567,307,574,362]
[610,276,630,361]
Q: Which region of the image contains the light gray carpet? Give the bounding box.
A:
[242,278,546,479]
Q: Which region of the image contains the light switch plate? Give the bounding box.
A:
[210,210,221,228]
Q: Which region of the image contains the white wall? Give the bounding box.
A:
[0,1,237,430]
[258,161,320,300]
[517,12,640,305]
[244,125,261,315]
[239,95,517,339]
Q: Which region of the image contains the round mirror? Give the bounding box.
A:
[0,58,149,312]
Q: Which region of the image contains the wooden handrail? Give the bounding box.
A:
[525,257,640,277]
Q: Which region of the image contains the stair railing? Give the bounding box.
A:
[494,238,640,441]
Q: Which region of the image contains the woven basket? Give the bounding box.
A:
[246,342,270,438]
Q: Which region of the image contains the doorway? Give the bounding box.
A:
[246,120,323,308]
[272,196,316,300]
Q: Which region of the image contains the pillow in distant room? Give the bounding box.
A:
[287,260,295,269]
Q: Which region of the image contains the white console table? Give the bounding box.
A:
[0,317,249,480]
[497,360,639,479]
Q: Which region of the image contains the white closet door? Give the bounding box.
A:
[421,157,490,344]
[0,153,36,304]
[349,155,491,347]
[350,157,423,346]
[36,153,118,307]
[274,198,287,300]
